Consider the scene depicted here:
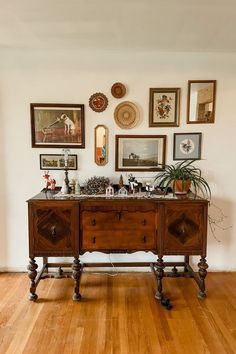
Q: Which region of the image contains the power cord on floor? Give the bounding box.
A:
[82,254,119,277]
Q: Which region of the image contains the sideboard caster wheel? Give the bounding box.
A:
[73,293,82,301]
[29,293,38,301]
[198,291,206,299]
[161,297,173,310]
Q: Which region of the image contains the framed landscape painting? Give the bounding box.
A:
[173,133,202,160]
[40,154,77,170]
[149,88,180,127]
[31,103,85,148]
[115,135,166,171]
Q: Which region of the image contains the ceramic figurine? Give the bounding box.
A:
[106,185,114,197]
[61,180,69,194]
[119,174,124,188]
[75,180,81,195]
[118,186,128,196]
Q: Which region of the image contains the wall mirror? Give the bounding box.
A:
[187,80,216,124]
[94,125,108,166]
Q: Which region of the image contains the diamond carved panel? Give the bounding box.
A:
[168,213,199,244]
[36,209,71,246]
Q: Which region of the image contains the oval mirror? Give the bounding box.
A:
[187,80,216,123]
[94,125,108,166]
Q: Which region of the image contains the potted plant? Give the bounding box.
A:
[154,160,211,199]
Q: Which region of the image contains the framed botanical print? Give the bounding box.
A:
[31,103,85,148]
[149,88,180,127]
[115,135,166,171]
[173,133,202,160]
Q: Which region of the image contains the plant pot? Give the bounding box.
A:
[174,179,191,195]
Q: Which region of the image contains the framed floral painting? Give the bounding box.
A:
[149,88,180,127]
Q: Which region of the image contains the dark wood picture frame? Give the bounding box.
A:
[115,135,166,171]
[31,103,85,148]
[173,132,202,160]
[149,88,180,127]
[40,154,78,170]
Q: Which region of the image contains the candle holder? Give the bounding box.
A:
[64,168,70,193]
[62,148,71,194]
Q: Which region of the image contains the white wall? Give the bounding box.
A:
[0,49,235,271]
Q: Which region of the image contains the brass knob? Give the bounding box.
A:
[91,219,96,226]
[51,226,57,238]
[116,212,122,221]
[141,236,146,243]
[91,236,96,244]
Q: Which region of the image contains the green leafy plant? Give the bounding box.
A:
[154,160,211,199]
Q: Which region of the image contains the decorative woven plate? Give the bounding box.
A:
[114,101,139,129]
[89,92,108,112]
[111,82,126,98]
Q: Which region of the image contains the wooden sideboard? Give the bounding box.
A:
[27,192,208,303]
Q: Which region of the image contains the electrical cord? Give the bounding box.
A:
[82,254,119,277]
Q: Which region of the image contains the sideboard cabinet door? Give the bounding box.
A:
[162,202,208,255]
[28,201,79,257]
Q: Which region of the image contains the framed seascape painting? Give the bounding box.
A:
[173,133,202,160]
[115,135,166,172]
[40,154,77,170]
[31,103,85,148]
[149,88,180,127]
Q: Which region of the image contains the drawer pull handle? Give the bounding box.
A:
[116,212,122,221]
[141,236,146,243]
[91,219,96,226]
[91,236,96,244]
[51,226,57,238]
[142,219,147,225]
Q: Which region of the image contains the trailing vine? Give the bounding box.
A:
[208,202,232,242]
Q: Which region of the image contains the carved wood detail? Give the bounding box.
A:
[72,257,82,301]
[37,209,71,245]
[168,213,199,244]
[27,258,38,301]
[198,256,208,299]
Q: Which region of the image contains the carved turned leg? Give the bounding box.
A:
[72,257,82,301]
[184,255,190,273]
[171,266,178,277]
[43,257,48,274]
[155,257,165,300]
[198,256,208,299]
[27,258,38,301]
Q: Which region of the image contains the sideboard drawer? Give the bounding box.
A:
[82,229,156,251]
[80,202,158,252]
[82,210,156,231]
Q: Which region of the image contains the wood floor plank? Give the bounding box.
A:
[0,272,236,354]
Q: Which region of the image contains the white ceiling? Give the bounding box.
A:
[1,0,236,52]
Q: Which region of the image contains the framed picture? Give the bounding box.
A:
[173,133,202,160]
[115,135,166,171]
[149,88,180,127]
[40,154,77,170]
[31,103,85,148]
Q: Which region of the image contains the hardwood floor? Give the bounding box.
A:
[0,272,236,354]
